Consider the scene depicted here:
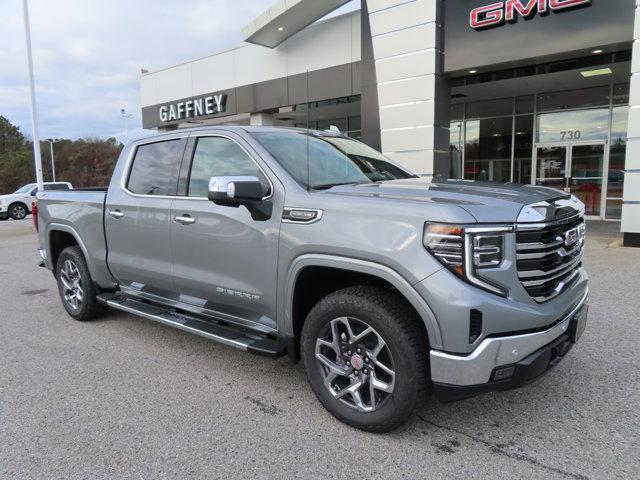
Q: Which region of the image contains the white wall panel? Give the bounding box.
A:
[377,75,435,106]
[381,126,433,152]
[379,101,434,130]
[153,64,192,104]
[284,12,354,75]
[372,22,436,60]
[140,74,157,107]
[375,49,436,83]
[369,0,436,36]
[191,50,237,97]
[235,44,288,86]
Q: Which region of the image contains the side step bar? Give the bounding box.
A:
[97,294,286,358]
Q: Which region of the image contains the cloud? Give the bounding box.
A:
[1,0,359,142]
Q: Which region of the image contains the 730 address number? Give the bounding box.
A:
[560,130,581,140]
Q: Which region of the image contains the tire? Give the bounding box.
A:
[55,246,104,321]
[9,203,28,220]
[301,286,429,432]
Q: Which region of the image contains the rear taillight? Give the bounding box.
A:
[32,200,38,232]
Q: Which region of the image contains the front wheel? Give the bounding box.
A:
[9,203,28,220]
[55,246,104,321]
[301,286,429,432]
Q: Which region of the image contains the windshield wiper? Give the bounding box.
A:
[311,182,363,190]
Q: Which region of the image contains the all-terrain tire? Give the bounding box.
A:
[301,286,429,432]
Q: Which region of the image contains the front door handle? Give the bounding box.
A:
[174,215,196,225]
[109,210,124,219]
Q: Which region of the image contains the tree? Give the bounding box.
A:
[0,116,123,193]
[0,116,26,154]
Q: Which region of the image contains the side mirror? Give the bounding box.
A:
[208,176,272,221]
[208,176,266,205]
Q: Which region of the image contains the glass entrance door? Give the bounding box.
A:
[534,142,605,218]
[535,146,568,192]
[569,144,604,217]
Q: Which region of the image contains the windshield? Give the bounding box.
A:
[13,184,35,194]
[251,131,414,189]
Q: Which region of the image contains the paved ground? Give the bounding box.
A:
[0,218,638,480]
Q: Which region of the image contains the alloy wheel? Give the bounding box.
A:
[11,205,26,220]
[60,259,83,310]
[315,317,396,413]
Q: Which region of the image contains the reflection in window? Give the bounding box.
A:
[607,106,628,219]
[464,117,512,182]
[513,115,533,184]
[127,139,185,196]
[188,137,266,198]
[537,108,609,143]
[537,86,609,112]
[449,121,463,179]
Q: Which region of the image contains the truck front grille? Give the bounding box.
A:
[516,214,585,303]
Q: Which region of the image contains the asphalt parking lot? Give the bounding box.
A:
[0,218,638,479]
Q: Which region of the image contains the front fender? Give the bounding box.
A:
[281,254,443,349]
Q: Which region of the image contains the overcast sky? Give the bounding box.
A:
[1,0,359,142]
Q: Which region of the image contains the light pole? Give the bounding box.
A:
[46,139,56,182]
[121,108,133,140]
[21,0,44,192]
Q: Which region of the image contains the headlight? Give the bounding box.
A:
[423,223,512,296]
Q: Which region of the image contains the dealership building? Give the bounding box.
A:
[139,0,640,245]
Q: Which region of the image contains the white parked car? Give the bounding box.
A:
[0,182,73,221]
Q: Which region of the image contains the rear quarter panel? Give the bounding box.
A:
[37,190,115,288]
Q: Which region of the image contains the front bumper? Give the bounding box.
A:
[430,290,588,401]
[0,206,7,219]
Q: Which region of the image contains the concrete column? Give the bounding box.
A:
[366,0,449,176]
[622,1,640,246]
[250,113,275,126]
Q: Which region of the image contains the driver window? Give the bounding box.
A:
[188,136,268,198]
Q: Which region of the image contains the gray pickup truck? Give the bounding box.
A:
[35,126,588,432]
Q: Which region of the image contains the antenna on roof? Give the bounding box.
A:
[326,125,341,133]
[306,69,310,192]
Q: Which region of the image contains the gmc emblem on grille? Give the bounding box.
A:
[564,224,585,247]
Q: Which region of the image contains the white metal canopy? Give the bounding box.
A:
[242,0,352,48]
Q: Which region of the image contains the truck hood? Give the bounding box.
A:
[325,178,576,223]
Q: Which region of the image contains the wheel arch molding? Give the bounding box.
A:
[282,254,444,351]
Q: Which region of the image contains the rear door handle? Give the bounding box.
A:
[109,210,124,219]
[174,215,196,225]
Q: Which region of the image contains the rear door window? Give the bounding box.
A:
[43,183,70,191]
[127,139,186,196]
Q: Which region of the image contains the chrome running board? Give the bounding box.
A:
[97,293,285,358]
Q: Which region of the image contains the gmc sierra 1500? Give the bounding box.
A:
[36,126,588,432]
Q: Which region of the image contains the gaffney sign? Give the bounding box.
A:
[470,0,591,30]
[159,94,228,122]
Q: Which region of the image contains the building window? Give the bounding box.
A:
[464,117,512,182]
[536,108,610,143]
[513,115,534,184]
[450,121,463,179]
[606,105,628,219]
[537,86,610,112]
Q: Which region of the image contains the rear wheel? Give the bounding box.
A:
[55,246,104,321]
[301,286,429,432]
[9,203,28,220]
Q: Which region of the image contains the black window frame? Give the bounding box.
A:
[184,135,272,199]
[125,137,188,197]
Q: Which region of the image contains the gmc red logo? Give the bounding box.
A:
[470,0,591,30]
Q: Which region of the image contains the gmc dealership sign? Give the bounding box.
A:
[158,94,228,123]
[470,0,591,29]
